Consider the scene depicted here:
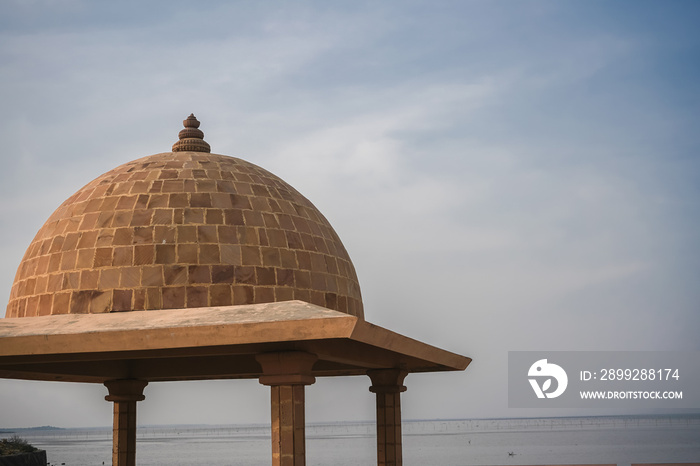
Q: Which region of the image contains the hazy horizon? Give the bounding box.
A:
[4,411,700,432]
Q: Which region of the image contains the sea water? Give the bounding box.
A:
[12,415,700,466]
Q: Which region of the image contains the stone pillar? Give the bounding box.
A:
[368,369,408,466]
[256,352,317,466]
[104,379,148,466]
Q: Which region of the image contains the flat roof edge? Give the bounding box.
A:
[350,320,471,371]
[0,301,359,357]
[0,302,471,379]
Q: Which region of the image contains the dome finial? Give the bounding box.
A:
[172,114,211,152]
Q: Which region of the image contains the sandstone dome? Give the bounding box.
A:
[6,115,363,319]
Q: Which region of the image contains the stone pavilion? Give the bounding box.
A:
[0,115,470,466]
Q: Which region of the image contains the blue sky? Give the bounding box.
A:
[0,0,699,427]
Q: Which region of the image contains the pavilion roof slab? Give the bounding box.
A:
[0,301,470,383]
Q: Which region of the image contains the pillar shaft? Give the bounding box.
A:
[112,399,138,466]
[271,384,306,466]
[104,379,147,466]
[375,389,403,465]
[368,369,408,466]
[257,352,317,466]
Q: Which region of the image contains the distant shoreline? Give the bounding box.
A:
[0,426,63,433]
[3,413,700,431]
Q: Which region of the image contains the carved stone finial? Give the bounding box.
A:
[184,113,200,128]
[172,114,211,152]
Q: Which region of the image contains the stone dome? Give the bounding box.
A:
[6,115,363,319]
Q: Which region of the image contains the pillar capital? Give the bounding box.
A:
[104,379,147,466]
[368,368,408,393]
[256,351,317,386]
[257,352,317,466]
[104,379,148,402]
[368,369,408,466]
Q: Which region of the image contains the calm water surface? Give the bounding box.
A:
[13,416,700,466]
